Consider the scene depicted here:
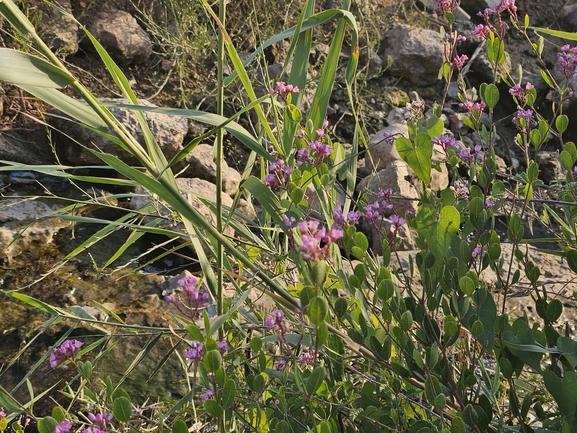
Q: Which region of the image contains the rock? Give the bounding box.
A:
[366,124,408,171]
[53,98,188,166]
[178,144,242,195]
[0,198,70,261]
[359,47,384,74]
[471,50,512,84]
[383,88,410,107]
[563,4,577,32]
[382,24,444,86]
[459,0,500,16]
[39,0,78,55]
[0,131,55,165]
[237,199,257,221]
[88,10,152,66]
[357,161,420,218]
[129,177,235,244]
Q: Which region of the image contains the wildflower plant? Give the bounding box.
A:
[5,0,577,432]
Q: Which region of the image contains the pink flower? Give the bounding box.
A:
[472,246,482,258]
[452,54,469,68]
[201,389,214,403]
[471,24,491,40]
[87,413,113,430]
[217,341,229,355]
[296,220,343,262]
[186,341,204,362]
[49,340,83,369]
[54,420,73,433]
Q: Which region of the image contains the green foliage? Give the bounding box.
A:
[5,0,577,432]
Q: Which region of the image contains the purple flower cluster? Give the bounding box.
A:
[265,310,285,331]
[296,220,344,262]
[558,44,577,79]
[54,420,73,433]
[165,275,210,319]
[436,0,458,13]
[513,106,537,132]
[333,205,362,228]
[509,81,534,105]
[217,341,229,355]
[475,0,517,39]
[264,159,293,190]
[81,412,113,433]
[432,134,459,152]
[452,54,469,69]
[459,144,482,164]
[298,351,316,366]
[401,100,426,123]
[201,387,214,403]
[295,120,333,168]
[49,339,83,369]
[458,99,486,124]
[452,179,469,200]
[269,81,299,101]
[472,245,482,258]
[186,340,204,362]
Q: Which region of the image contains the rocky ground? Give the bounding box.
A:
[3,0,577,419]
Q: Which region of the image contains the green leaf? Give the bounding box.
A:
[543,370,577,430]
[560,150,574,171]
[483,84,500,109]
[307,296,328,326]
[426,116,445,138]
[459,276,476,296]
[0,48,74,88]
[396,134,432,184]
[51,407,66,423]
[222,379,236,409]
[37,417,58,433]
[567,249,577,274]
[334,297,348,318]
[203,399,223,418]
[243,176,288,224]
[203,350,222,373]
[557,114,570,134]
[306,366,327,396]
[558,337,577,368]
[450,416,467,433]
[187,324,204,342]
[530,26,577,41]
[113,396,132,422]
[541,70,555,88]
[416,205,460,262]
[251,374,265,393]
[546,299,563,322]
[400,310,413,332]
[172,419,188,433]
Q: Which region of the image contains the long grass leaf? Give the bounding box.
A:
[0,48,74,87]
[224,9,358,86]
[101,103,274,162]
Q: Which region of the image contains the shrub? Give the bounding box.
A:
[3,0,577,432]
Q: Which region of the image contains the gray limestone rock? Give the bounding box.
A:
[382,24,444,85]
[89,10,152,66]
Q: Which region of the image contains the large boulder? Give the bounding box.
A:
[382,24,444,85]
[39,0,79,55]
[88,10,152,66]
[53,99,188,166]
